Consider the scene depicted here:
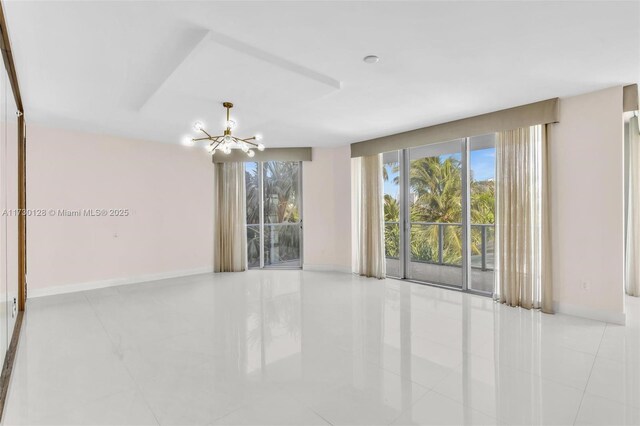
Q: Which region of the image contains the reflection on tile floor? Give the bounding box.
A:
[4,270,640,425]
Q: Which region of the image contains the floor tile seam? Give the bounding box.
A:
[593,347,640,366]
[581,389,640,411]
[428,387,501,422]
[306,406,335,426]
[361,354,461,392]
[386,388,439,426]
[109,354,161,426]
[469,349,595,392]
[540,340,602,357]
[572,322,608,425]
[400,387,500,425]
[82,293,161,426]
[205,383,292,426]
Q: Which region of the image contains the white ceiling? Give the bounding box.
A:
[4,1,640,148]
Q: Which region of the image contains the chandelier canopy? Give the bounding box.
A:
[187,102,264,157]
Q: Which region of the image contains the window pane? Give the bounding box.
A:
[263,161,301,268]
[469,134,496,294]
[263,161,300,224]
[407,139,463,288]
[245,162,261,268]
[383,151,401,278]
[245,162,260,225]
[442,224,462,266]
[247,225,261,268]
[264,224,301,267]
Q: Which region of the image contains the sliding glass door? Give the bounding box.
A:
[383,151,401,278]
[383,135,496,295]
[407,140,464,288]
[246,162,261,268]
[468,135,496,293]
[246,161,302,269]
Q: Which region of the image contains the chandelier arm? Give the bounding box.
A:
[189,102,263,154]
[200,128,215,139]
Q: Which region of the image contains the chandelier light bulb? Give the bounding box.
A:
[255,134,263,141]
[241,143,249,153]
[224,146,232,154]
[206,144,215,153]
[257,143,265,151]
[182,136,194,146]
[247,149,255,158]
[193,121,204,131]
[224,134,233,144]
[226,119,237,130]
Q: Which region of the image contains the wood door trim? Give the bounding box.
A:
[0,0,26,422]
[0,312,23,418]
[0,1,25,311]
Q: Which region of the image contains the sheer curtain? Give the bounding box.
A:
[495,125,552,312]
[352,154,386,278]
[627,116,640,296]
[213,162,247,272]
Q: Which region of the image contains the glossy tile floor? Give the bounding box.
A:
[4,270,640,425]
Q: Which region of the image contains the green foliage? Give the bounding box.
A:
[383,155,495,265]
[246,162,301,265]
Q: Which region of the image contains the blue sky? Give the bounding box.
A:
[246,162,257,174]
[384,148,495,197]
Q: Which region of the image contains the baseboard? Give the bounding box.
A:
[553,301,626,325]
[28,267,214,298]
[303,263,351,274]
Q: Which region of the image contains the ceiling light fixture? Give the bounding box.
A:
[363,55,380,64]
[186,102,265,156]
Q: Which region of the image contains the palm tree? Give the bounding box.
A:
[384,194,400,258]
[408,156,463,264]
[245,164,261,266]
[245,161,301,264]
[263,161,299,224]
[409,156,462,223]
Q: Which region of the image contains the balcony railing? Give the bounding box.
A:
[384,222,495,271]
[247,222,302,268]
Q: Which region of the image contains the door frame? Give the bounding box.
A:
[393,137,493,296]
[251,160,303,270]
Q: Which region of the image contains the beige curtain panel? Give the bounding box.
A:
[626,116,640,296]
[496,125,552,313]
[213,162,247,272]
[352,154,386,279]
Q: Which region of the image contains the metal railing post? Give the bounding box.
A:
[481,225,487,271]
[438,224,444,264]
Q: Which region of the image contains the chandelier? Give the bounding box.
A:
[187,102,264,157]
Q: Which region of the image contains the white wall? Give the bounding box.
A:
[26,125,215,297]
[302,146,352,272]
[549,86,625,324]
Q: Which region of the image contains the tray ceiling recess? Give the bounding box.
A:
[135,29,342,141]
